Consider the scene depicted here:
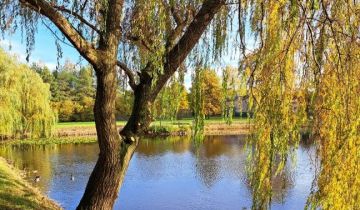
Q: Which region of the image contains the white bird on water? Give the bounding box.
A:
[71,174,75,181]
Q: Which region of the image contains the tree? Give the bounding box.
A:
[3,0,357,209]
[31,63,60,101]
[222,66,240,124]
[192,67,205,139]
[73,66,96,121]
[153,74,187,121]
[0,48,56,139]
[238,1,360,209]
[190,68,222,118]
[1,0,228,208]
[36,62,96,122]
[115,90,133,119]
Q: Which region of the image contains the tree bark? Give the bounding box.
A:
[120,70,154,140]
[77,65,137,210]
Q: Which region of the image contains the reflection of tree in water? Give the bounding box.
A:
[0,144,101,192]
[268,160,294,204]
[133,136,192,180]
[193,135,247,188]
[193,135,246,158]
[0,145,54,192]
[194,156,220,188]
[136,136,191,156]
[246,143,296,209]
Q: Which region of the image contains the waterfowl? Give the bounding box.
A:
[34,175,40,182]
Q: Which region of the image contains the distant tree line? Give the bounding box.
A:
[32,61,241,123]
[0,47,242,137]
[31,61,96,122]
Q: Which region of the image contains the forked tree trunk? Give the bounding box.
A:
[77,65,137,210]
[120,71,154,140]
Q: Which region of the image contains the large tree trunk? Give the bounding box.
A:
[77,65,137,210]
[120,71,154,140]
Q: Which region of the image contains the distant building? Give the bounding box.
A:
[177,94,253,119]
[233,94,252,117]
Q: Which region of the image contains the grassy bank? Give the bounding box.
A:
[0,118,251,146]
[55,118,250,137]
[2,137,97,146]
[56,117,249,128]
[0,158,61,210]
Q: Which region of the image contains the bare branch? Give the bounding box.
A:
[41,19,75,49]
[117,61,137,90]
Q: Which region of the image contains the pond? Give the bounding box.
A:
[0,135,316,210]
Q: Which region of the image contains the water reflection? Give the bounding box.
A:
[0,136,316,210]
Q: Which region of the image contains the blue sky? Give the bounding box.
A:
[0,20,255,89]
[0,24,82,70]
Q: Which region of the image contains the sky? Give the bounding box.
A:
[0,24,82,70]
[0,19,256,89]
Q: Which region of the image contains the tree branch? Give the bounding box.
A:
[153,0,226,97]
[126,35,154,53]
[52,5,101,34]
[170,6,183,26]
[117,61,137,90]
[166,0,226,72]
[20,0,98,66]
[102,0,124,49]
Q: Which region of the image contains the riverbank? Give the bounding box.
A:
[55,118,251,137]
[0,119,252,146]
[0,157,61,210]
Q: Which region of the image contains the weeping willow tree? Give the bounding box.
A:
[0,0,235,208]
[153,71,186,123]
[222,66,238,124]
[192,67,205,141]
[239,0,359,209]
[0,49,56,139]
[1,0,358,208]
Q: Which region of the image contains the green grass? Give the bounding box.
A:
[55,121,126,128]
[2,137,97,146]
[56,117,249,128]
[0,158,61,210]
[148,123,192,135]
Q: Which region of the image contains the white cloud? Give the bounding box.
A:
[0,38,57,70]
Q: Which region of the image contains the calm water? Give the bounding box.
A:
[0,135,316,210]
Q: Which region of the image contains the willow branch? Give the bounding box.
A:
[52,5,101,34]
[20,0,98,66]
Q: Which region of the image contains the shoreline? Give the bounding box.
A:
[0,122,251,146]
[0,157,62,210]
[54,122,251,138]
[55,122,251,137]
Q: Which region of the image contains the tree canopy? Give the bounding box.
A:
[0,48,56,139]
[0,0,359,209]
[239,1,360,209]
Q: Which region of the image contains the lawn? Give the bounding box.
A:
[56,117,250,128]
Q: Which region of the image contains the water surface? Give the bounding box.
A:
[0,135,316,209]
